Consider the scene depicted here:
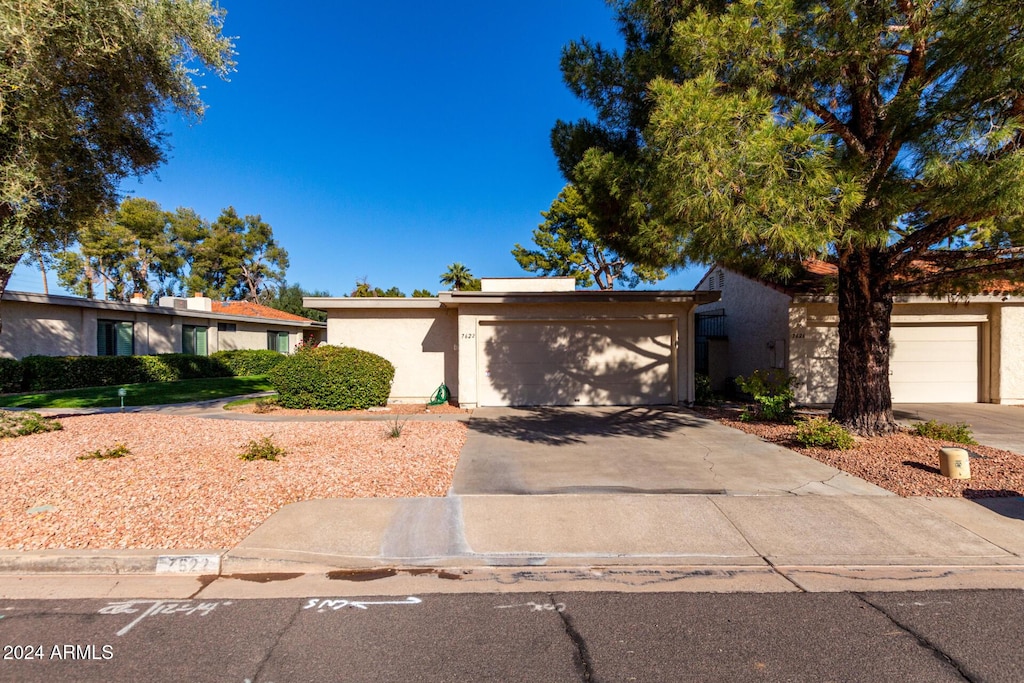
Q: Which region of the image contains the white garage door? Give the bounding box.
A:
[890,325,978,403]
[477,320,675,407]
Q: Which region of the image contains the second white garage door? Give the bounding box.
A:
[476,320,675,407]
[889,325,978,403]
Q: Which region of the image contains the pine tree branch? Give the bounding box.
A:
[914,246,1024,262]
[895,257,1024,291]
[888,215,989,270]
[773,85,866,155]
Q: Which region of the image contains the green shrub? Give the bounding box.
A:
[735,369,796,422]
[19,354,232,391]
[210,349,285,376]
[911,420,977,445]
[138,354,234,381]
[694,373,717,406]
[795,417,856,450]
[268,345,395,410]
[78,443,131,460]
[0,358,23,393]
[240,435,286,461]
[252,397,279,414]
[0,410,62,438]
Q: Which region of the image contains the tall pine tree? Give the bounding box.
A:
[558,0,1024,434]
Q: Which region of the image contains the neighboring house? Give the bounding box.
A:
[695,263,1024,405]
[306,277,719,408]
[0,291,325,360]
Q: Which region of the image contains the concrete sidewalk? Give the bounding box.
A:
[5,493,1023,594]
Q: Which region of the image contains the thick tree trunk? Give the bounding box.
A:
[0,205,26,336]
[830,247,898,436]
[0,251,23,337]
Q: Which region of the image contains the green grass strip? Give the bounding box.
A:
[0,376,274,409]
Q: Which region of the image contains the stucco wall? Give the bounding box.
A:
[696,267,792,387]
[0,300,87,358]
[217,324,299,354]
[994,304,1024,404]
[325,307,458,402]
[454,301,693,408]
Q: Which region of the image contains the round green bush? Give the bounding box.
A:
[267,346,395,410]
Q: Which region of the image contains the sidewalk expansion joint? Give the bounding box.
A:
[762,558,807,593]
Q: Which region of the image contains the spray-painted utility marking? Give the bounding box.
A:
[98,600,232,636]
[302,597,422,612]
[494,601,566,613]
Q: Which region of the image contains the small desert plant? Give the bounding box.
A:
[78,443,131,460]
[911,420,977,445]
[735,369,796,422]
[0,410,63,438]
[252,397,279,414]
[795,417,856,450]
[384,416,406,438]
[240,435,286,461]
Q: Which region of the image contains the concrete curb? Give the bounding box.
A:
[0,549,225,575]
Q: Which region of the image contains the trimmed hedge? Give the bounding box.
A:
[0,358,23,394]
[268,346,394,410]
[210,349,285,376]
[19,354,233,392]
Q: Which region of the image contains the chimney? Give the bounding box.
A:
[186,292,212,312]
[130,292,148,305]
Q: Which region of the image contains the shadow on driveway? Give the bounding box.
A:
[466,406,707,447]
[453,406,890,496]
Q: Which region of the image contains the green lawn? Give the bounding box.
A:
[0,376,274,409]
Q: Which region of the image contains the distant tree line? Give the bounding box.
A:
[56,197,288,304]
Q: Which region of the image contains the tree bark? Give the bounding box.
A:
[831,246,898,435]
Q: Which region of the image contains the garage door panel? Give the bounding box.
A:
[892,326,978,342]
[890,362,978,384]
[479,320,674,407]
[889,325,978,403]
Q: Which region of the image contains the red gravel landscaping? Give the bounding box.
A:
[692,405,1024,499]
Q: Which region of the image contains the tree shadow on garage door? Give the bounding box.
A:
[468,406,709,446]
[479,319,678,409]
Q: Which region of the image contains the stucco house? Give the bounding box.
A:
[695,263,1024,405]
[0,291,325,359]
[306,278,719,408]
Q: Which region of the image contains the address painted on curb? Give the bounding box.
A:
[155,554,220,574]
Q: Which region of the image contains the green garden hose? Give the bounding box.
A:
[428,383,450,406]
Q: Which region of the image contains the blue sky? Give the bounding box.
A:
[11,0,706,297]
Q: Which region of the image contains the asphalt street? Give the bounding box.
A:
[0,590,1021,682]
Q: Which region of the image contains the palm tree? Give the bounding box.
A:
[440,262,474,291]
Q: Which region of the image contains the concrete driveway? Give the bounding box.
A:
[894,403,1024,455]
[451,407,890,497]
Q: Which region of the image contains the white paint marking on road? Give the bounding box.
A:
[494,601,566,613]
[896,601,954,607]
[302,597,422,613]
[99,600,233,636]
[155,554,220,574]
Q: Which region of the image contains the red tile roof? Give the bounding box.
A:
[803,258,838,276]
[738,256,1018,296]
[211,301,316,323]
